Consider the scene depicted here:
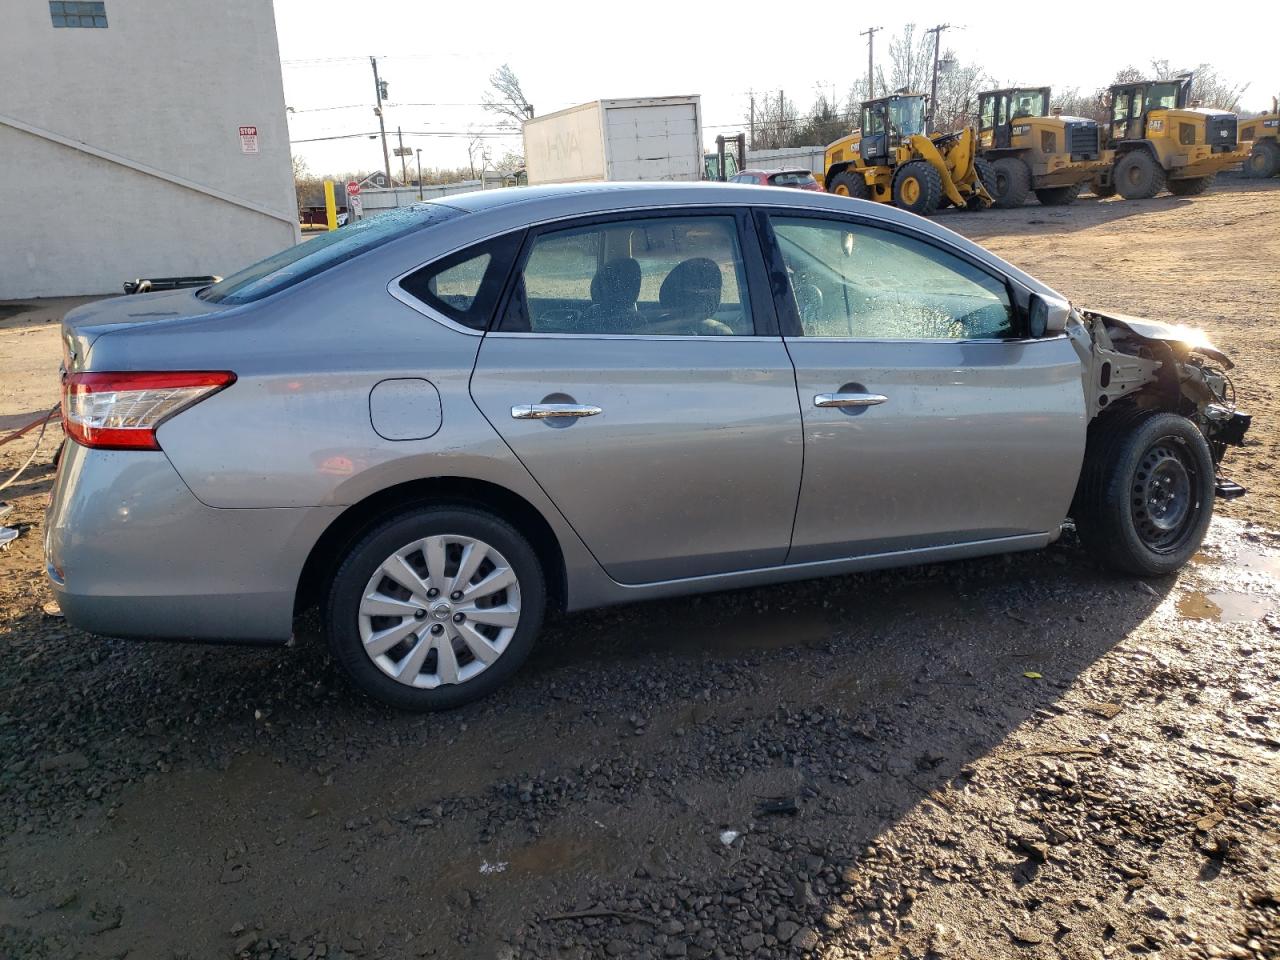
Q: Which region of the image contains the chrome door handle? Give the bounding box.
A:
[813,392,888,408]
[511,403,603,420]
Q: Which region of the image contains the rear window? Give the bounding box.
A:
[769,172,817,186]
[199,203,462,305]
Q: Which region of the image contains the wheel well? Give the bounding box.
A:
[294,477,568,618]
[825,162,852,185]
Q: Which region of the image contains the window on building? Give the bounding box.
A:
[50,2,108,28]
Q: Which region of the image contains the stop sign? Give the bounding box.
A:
[346,180,361,196]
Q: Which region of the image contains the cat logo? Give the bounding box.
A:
[1012,124,1030,136]
[1150,119,1164,132]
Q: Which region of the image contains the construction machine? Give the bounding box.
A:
[976,87,1109,207]
[1093,75,1241,199]
[1239,97,1279,179]
[822,93,994,216]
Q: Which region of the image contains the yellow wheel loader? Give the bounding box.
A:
[822,94,994,216]
[976,87,1109,207]
[1093,75,1242,199]
[1239,98,1279,179]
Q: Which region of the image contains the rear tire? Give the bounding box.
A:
[1114,150,1167,199]
[829,170,870,200]
[1243,140,1279,179]
[989,157,1032,208]
[1034,183,1082,206]
[326,505,546,711]
[1167,176,1213,196]
[1073,409,1215,576]
[892,161,943,216]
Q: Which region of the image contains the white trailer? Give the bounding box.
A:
[523,96,705,185]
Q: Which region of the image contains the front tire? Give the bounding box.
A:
[326,505,546,711]
[989,157,1032,208]
[1073,410,1215,576]
[1167,176,1213,196]
[892,161,943,215]
[1035,183,1082,206]
[1114,150,1167,199]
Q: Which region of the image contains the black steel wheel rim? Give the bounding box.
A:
[1131,441,1198,552]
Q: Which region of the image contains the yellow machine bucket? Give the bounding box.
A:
[908,129,992,208]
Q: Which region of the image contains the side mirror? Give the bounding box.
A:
[1028,293,1070,336]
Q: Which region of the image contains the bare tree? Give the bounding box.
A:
[752,92,802,150]
[882,26,991,131]
[483,64,533,128]
[1148,59,1249,110]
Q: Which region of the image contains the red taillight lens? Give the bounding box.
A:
[62,371,236,450]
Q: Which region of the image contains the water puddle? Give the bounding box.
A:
[1176,590,1274,623]
[1192,545,1280,580]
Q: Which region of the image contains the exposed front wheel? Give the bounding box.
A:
[1073,410,1215,576]
[1114,151,1167,199]
[892,161,943,215]
[326,506,546,711]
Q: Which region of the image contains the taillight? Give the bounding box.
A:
[62,371,236,450]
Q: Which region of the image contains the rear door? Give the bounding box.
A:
[758,210,1086,563]
[469,209,803,584]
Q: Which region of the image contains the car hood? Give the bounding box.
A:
[1086,308,1233,369]
[62,288,227,367]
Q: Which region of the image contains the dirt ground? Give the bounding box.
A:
[1,178,1278,960]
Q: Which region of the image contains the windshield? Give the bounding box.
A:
[199,202,462,305]
[888,97,926,136]
[1010,90,1047,119]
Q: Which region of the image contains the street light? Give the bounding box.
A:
[416,148,423,201]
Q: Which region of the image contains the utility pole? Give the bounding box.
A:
[925,23,953,134]
[748,91,755,150]
[416,148,423,201]
[859,26,880,100]
[370,56,392,184]
[397,126,408,187]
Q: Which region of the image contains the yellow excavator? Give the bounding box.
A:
[822,93,994,216]
[1240,97,1279,179]
[976,87,1110,207]
[1093,75,1242,198]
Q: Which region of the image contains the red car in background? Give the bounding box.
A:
[729,169,824,191]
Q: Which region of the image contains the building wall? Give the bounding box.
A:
[0,0,298,298]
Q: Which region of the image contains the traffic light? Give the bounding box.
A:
[378,79,389,102]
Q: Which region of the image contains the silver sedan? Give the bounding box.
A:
[47,183,1250,710]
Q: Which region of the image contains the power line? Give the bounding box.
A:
[290,130,521,144]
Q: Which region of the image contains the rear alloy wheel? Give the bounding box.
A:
[989,157,1032,208]
[1243,140,1279,178]
[1034,183,1082,206]
[1073,410,1215,576]
[1167,176,1213,196]
[327,506,545,711]
[1114,150,1167,199]
[829,170,869,200]
[892,161,943,215]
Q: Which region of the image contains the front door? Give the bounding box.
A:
[760,212,1086,563]
[470,211,803,584]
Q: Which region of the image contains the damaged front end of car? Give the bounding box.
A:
[1066,308,1251,499]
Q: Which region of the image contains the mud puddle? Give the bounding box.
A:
[1176,589,1275,623]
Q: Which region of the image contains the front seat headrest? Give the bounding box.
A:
[658,257,722,318]
[590,257,642,307]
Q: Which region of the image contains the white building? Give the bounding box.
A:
[1,0,298,299]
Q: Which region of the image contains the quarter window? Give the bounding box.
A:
[499,216,755,336]
[771,217,1015,340]
[399,233,522,331]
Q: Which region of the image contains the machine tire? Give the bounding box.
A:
[892,161,943,215]
[1091,175,1117,198]
[1114,150,1167,199]
[989,157,1032,208]
[1167,176,1213,196]
[829,170,870,200]
[326,505,547,711]
[1243,140,1280,179]
[1034,183,1082,206]
[1072,409,1215,577]
[968,157,998,209]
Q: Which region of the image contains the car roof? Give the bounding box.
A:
[739,169,815,177]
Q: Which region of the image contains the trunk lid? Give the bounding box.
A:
[61,289,227,371]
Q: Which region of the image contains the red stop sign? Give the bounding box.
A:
[346,181,361,196]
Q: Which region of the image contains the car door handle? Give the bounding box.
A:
[813,392,888,408]
[510,403,603,420]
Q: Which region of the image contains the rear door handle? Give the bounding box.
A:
[511,403,603,420]
[813,392,888,408]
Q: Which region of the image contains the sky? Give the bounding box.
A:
[275,0,1280,178]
